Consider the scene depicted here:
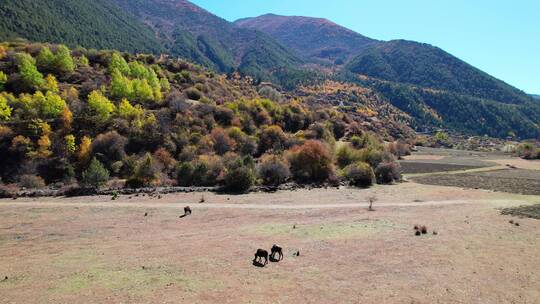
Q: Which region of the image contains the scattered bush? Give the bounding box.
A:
[375,162,401,184]
[258,125,287,155]
[222,165,255,193]
[387,141,411,159]
[335,144,362,169]
[126,153,159,188]
[257,155,291,186]
[18,174,46,189]
[91,131,127,166]
[185,87,202,100]
[342,162,374,188]
[176,155,224,187]
[287,140,334,183]
[517,143,539,160]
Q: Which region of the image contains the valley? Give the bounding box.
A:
[1,148,539,303]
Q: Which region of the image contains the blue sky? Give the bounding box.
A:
[191,0,540,94]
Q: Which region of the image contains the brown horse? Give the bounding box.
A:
[253,249,268,265]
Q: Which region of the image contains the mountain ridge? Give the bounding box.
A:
[235,13,377,65]
[111,0,303,81]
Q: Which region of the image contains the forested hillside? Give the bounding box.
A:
[111,0,303,82]
[355,78,540,138]
[0,0,163,54]
[0,42,408,193]
[345,40,530,104]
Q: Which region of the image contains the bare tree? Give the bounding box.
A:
[368,196,377,211]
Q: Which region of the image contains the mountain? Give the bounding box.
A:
[111,0,302,80]
[344,40,530,104]
[531,94,540,101]
[235,14,377,65]
[0,0,163,54]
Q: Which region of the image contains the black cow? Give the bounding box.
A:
[253,249,268,265]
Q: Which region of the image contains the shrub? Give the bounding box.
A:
[335,144,362,169]
[91,131,127,166]
[258,125,287,155]
[342,162,374,188]
[176,162,195,187]
[185,87,202,100]
[375,162,401,184]
[287,140,334,183]
[81,158,110,189]
[387,141,411,159]
[126,153,159,188]
[211,128,235,155]
[0,183,17,198]
[177,155,224,187]
[258,86,283,102]
[257,155,290,186]
[517,143,539,159]
[222,165,255,193]
[18,174,46,189]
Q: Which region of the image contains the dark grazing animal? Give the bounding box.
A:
[271,244,283,261]
[184,206,192,216]
[253,249,268,265]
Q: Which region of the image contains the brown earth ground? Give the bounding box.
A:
[1,150,540,304]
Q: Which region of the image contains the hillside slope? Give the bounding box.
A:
[345,40,530,104]
[0,0,163,54]
[112,0,303,80]
[235,14,377,65]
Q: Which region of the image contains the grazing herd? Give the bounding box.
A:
[253,244,284,267]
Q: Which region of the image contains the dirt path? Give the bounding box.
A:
[403,164,508,178]
[0,198,530,210]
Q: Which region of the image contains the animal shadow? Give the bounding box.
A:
[252,260,266,267]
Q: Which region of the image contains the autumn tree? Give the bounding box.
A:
[77,136,92,163]
[287,140,334,183]
[43,74,59,93]
[17,53,44,91]
[36,47,55,71]
[0,94,12,121]
[0,71,8,91]
[109,53,130,75]
[87,90,115,122]
[53,45,75,73]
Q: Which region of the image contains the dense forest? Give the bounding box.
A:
[345,40,531,105]
[0,0,163,54]
[353,78,540,139]
[0,42,408,194]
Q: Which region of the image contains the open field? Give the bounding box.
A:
[1,149,540,303]
[412,169,540,196]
